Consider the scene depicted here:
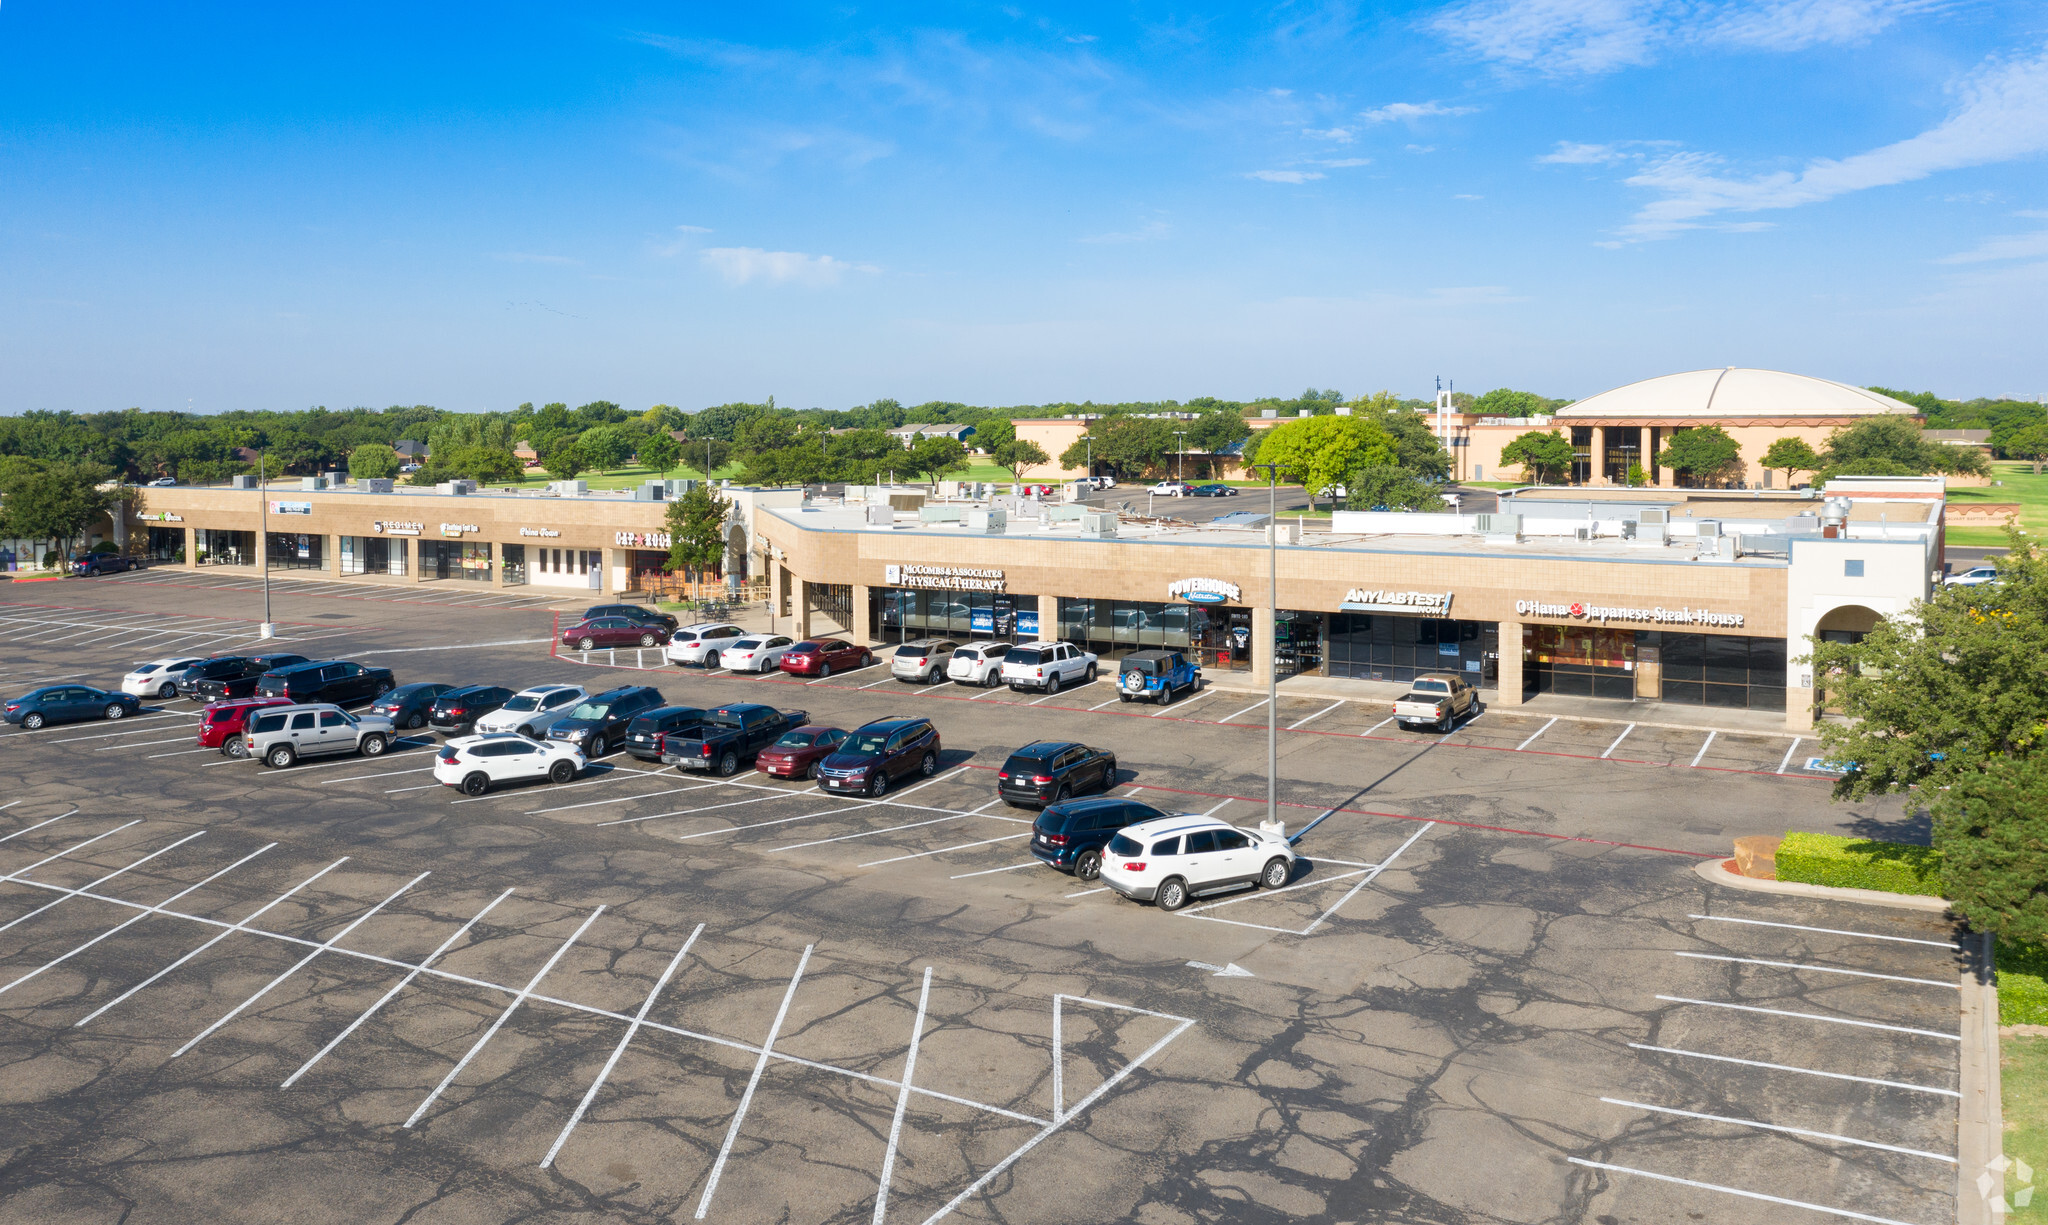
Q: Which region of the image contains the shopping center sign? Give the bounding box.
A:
[616,531,673,548]
[1168,577,1240,605]
[1340,588,1456,616]
[1515,598,1745,628]
[883,564,1006,593]
[371,520,423,536]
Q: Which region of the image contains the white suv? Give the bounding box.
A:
[1100,815,1296,911]
[435,733,587,796]
[1001,641,1097,694]
[947,642,1013,686]
[473,684,587,738]
[666,623,748,668]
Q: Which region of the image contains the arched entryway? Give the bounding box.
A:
[1812,603,1884,716]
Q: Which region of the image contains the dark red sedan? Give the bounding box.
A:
[755,726,848,781]
[197,696,295,756]
[561,617,672,651]
[777,639,873,678]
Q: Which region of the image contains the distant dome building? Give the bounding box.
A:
[1454,368,1921,488]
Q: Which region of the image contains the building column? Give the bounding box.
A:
[1036,594,1059,643]
[851,584,873,644]
[1589,425,1607,485]
[1648,427,1663,486]
[413,539,431,582]
[490,543,506,588]
[182,527,198,570]
[793,578,813,640]
[1785,640,1816,731]
[327,535,344,580]
[1494,620,1524,706]
[1249,605,1276,689]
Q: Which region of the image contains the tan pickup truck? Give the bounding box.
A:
[1391,672,1479,732]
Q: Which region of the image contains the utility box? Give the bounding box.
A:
[1082,511,1118,537]
[356,478,394,494]
[299,476,327,491]
[231,475,258,490]
[865,504,896,527]
[967,508,1008,533]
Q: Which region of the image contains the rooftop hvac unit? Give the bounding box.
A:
[231,475,258,490]
[1081,511,1117,537]
[1637,508,1668,525]
[1472,512,1520,535]
[1695,518,1720,537]
[865,503,896,527]
[1620,518,1637,539]
[918,504,965,523]
[356,478,394,494]
[551,480,587,496]
[967,508,1008,533]
[631,485,659,501]
[300,476,328,491]
[1574,525,1593,541]
[437,481,468,496]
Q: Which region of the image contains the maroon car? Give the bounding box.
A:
[561,617,671,651]
[778,639,873,678]
[755,725,848,781]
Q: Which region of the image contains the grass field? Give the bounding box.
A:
[1945,461,2047,548]
[2008,1034,2047,1219]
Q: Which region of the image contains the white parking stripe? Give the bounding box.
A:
[1689,914,1955,948]
[1689,730,1717,767]
[1215,698,1269,724]
[859,675,898,689]
[1602,723,1635,758]
[1360,717,1395,736]
[1777,736,1803,774]
[37,712,195,742]
[694,945,813,1218]
[858,832,1031,868]
[1515,717,1558,751]
[1065,887,1110,898]
[1600,1097,1953,1162]
[1655,996,1959,1040]
[951,862,1040,880]
[405,906,607,1129]
[95,736,195,751]
[147,746,221,759]
[0,830,208,934]
[1565,1159,1926,1225]
[771,799,1008,851]
[1087,695,1122,710]
[1627,1043,1959,1097]
[871,965,933,1225]
[1674,951,1958,987]
[1287,700,1345,729]
[327,765,435,783]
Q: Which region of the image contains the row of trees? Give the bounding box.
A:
[1495,416,1994,487]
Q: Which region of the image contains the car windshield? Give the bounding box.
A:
[1108,833,1143,857]
[567,702,610,721]
[501,695,541,712]
[776,731,819,747]
[846,731,890,754]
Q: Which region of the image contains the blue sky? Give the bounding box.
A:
[3,2,2043,414]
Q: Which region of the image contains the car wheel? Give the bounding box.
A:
[375,681,393,696]
[639,632,658,647]
[1261,857,1290,889]
[1101,758,1116,789]
[1045,674,1061,696]
[703,651,720,669]
[461,772,490,797]
[20,712,44,730]
[226,735,249,758]
[1075,850,1103,882]
[578,637,595,651]
[717,750,739,777]
[920,751,938,777]
[1157,685,1172,706]
[1119,694,1130,703]
[1156,877,1190,911]
[104,703,127,720]
[818,663,831,679]
[406,712,426,729]
[1437,712,1451,734]
[1051,784,1069,805]
[518,725,537,739]
[548,759,575,783]
[1085,664,1097,683]
[360,733,388,757]
[267,745,296,768]
[157,682,177,699]
[800,761,816,781]
[868,772,889,798]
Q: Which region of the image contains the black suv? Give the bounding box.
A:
[545,685,665,757]
[428,685,514,734]
[625,705,709,761]
[179,653,310,701]
[1031,797,1171,880]
[815,717,941,798]
[583,603,680,632]
[997,741,1117,808]
[254,660,397,706]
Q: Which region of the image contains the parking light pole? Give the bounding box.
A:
[1251,462,1280,828]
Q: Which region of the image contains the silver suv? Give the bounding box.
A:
[890,639,961,684]
[243,703,397,768]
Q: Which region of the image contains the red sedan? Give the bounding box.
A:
[755,726,849,781]
[561,617,672,651]
[197,696,295,756]
[777,639,873,678]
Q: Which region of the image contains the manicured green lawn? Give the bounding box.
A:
[1945,462,2048,547]
[2008,1034,2047,1219]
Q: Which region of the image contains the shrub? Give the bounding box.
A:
[1776,831,1946,897]
[90,540,118,554]
[2001,937,2048,1027]
[40,550,59,569]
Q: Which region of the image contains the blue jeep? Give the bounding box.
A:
[1117,649,1201,706]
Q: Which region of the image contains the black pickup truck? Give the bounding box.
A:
[659,704,810,776]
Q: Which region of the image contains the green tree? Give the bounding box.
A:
[1344,465,1447,512]
[543,442,588,483]
[1820,414,1985,477]
[578,424,636,474]
[1760,437,1822,488]
[663,484,732,580]
[642,404,687,432]
[993,439,1051,484]
[690,401,771,441]
[971,417,1016,454]
[689,438,734,478]
[1470,388,1559,418]
[1251,415,1397,508]
[639,432,683,478]
[1060,417,1176,478]
[1935,753,2048,943]
[0,462,118,560]
[905,435,970,485]
[827,429,900,484]
[1348,391,1451,479]
[348,444,401,481]
[439,446,523,485]
[1655,425,1742,486]
[1624,463,1648,487]
[1499,429,1575,484]
[2005,422,2048,476]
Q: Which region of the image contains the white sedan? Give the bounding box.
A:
[665,623,748,667]
[715,635,797,673]
[121,656,209,699]
[1944,565,1999,587]
[434,733,587,796]
[473,684,588,737]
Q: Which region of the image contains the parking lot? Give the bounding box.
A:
[0,576,1966,1225]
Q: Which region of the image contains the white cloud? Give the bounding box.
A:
[1303,126,1355,142]
[699,247,878,287]
[675,224,713,233]
[1616,47,2048,240]
[1361,100,1478,123]
[1455,193,1485,199]
[1936,226,2048,265]
[1433,0,1943,76]
[1247,169,1325,183]
[1539,141,1629,164]
[1406,144,1437,153]
[1318,157,1373,167]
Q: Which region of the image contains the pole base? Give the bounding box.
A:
[258,623,277,639]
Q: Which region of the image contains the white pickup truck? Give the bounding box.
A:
[1391,673,1478,732]
[1000,641,1098,695]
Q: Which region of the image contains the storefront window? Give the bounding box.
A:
[1329,615,1494,686]
[1057,598,1244,670]
[1526,624,1636,700]
[266,532,324,571]
[339,536,408,576]
[1275,610,1323,680]
[421,541,493,582]
[873,589,1032,645]
[1648,632,1786,711]
[502,543,527,586]
[145,527,182,561]
[196,529,255,566]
